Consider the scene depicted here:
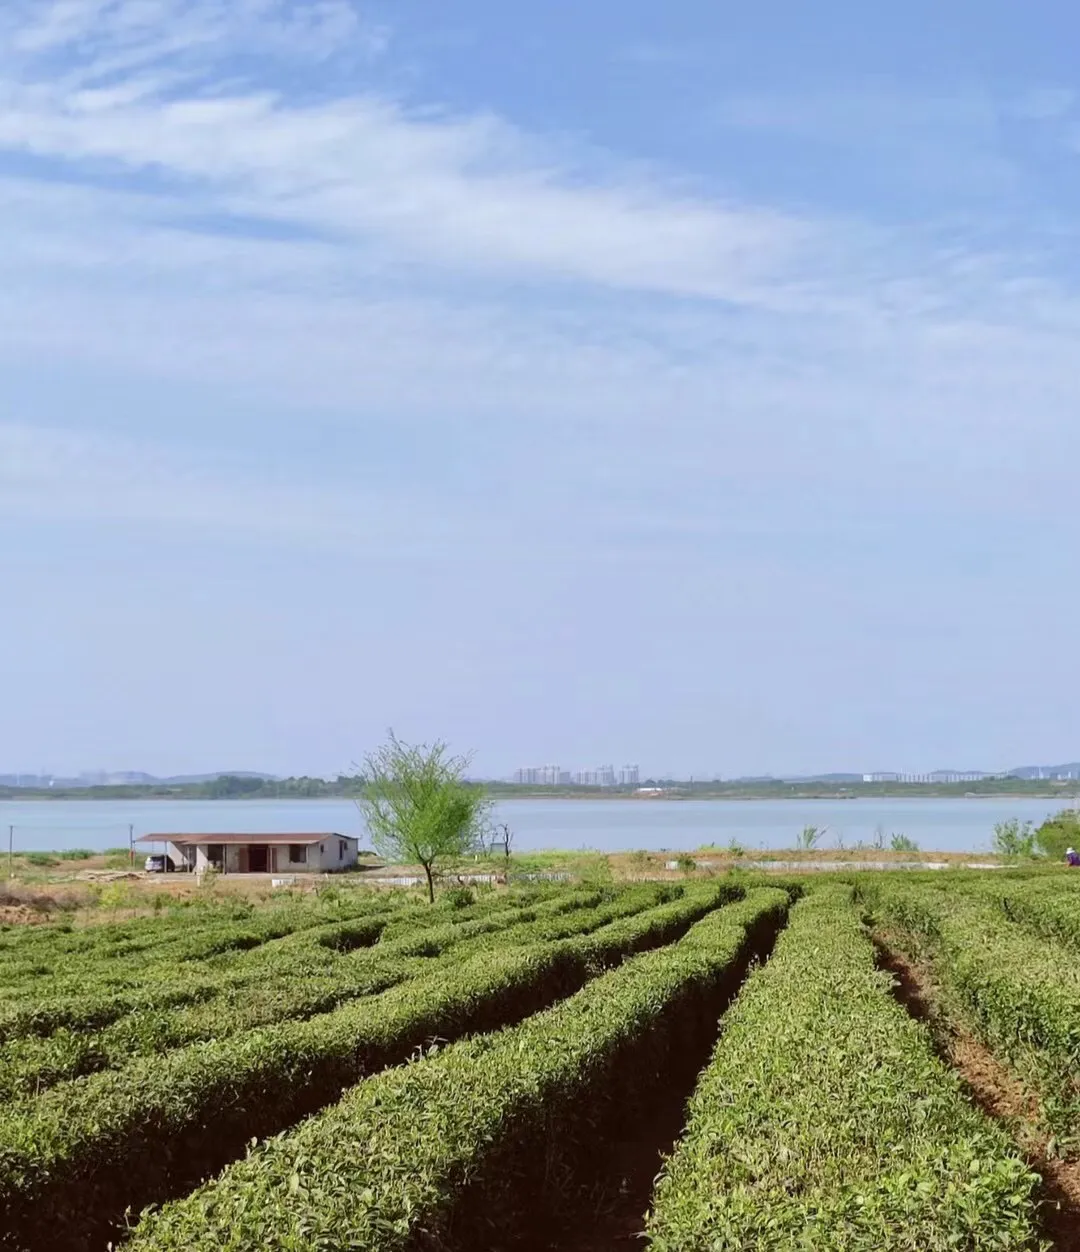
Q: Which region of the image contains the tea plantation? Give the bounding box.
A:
[1,872,1077,1249]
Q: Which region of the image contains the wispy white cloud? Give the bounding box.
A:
[0,1,808,303]
[4,0,377,68]
[0,1,1079,559]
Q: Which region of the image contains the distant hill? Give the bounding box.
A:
[0,770,280,789]
[160,771,279,784]
[731,773,865,784]
[1008,763,1080,780]
[791,773,865,783]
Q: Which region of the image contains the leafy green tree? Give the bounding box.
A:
[890,833,919,853]
[358,733,490,903]
[1034,809,1080,861]
[992,818,1037,860]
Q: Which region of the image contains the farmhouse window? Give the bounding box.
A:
[288,844,307,865]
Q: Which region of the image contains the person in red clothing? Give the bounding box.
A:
[1067,847,1080,867]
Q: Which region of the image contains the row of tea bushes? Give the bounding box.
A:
[646,887,1041,1251]
[0,882,579,996]
[963,874,1080,953]
[0,887,611,1043]
[124,889,789,1252]
[867,879,1080,1155]
[0,891,408,987]
[0,887,674,1097]
[0,883,741,1252]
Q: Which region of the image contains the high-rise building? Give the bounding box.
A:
[517,762,637,787]
[572,765,618,787]
[512,765,562,786]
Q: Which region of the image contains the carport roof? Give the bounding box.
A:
[136,833,353,846]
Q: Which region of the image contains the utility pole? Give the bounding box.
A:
[129,824,135,867]
[7,825,13,879]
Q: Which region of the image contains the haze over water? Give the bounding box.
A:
[1,797,1071,857]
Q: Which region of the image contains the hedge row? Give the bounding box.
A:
[0,883,573,996]
[0,882,739,1252]
[0,887,672,1098]
[0,908,397,1009]
[0,892,410,989]
[124,888,789,1252]
[0,960,411,1102]
[866,879,1080,1154]
[971,876,1080,952]
[646,887,1041,1251]
[0,886,529,999]
[0,888,607,1044]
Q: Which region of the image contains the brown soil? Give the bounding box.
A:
[553,1098,686,1251]
[505,917,787,1252]
[874,933,1080,1251]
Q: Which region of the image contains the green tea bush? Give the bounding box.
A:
[868,880,1080,1154]
[0,896,428,1037]
[957,875,1080,949]
[0,885,739,1251]
[646,887,1041,1250]
[0,888,675,1097]
[442,884,475,908]
[0,893,593,1082]
[124,890,788,1252]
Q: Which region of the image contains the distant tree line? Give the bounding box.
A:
[195,775,361,799]
[3,773,1080,803]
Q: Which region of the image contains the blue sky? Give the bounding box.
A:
[2,1,1080,780]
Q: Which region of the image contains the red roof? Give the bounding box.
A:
[136,833,354,846]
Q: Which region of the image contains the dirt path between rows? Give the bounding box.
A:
[546,1086,690,1252]
[873,933,1080,1252]
[487,914,788,1252]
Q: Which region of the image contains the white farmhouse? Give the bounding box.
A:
[137,832,359,874]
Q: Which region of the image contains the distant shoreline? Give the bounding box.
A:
[2,789,1078,803]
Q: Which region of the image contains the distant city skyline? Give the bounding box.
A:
[512,765,641,788]
[13,759,1080,790]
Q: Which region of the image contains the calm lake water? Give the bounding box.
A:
[0,796,1073,856]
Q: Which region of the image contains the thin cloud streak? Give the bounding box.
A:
[0,1,809,303]
[0,2,1078,558]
